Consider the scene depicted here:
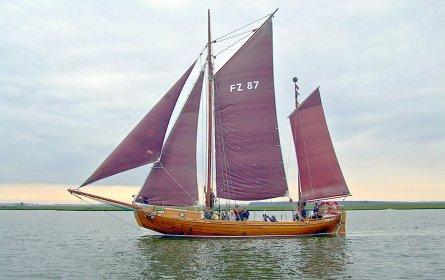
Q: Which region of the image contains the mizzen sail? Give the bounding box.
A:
[289,88,349,201]
[137,71,204,206]
[214,17,288,201]
[81,62,196,187]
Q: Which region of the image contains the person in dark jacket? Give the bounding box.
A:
[239,210,250,221]
[301,201,307,219]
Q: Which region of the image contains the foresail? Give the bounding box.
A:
[289,88,349,201]
[81,62,196,187]
[214,17,288,201]
[137,71,204,206]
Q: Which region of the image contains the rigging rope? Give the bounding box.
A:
[158,162,199,206]
[71,193,142,232]
[76,12,275,207]
[214,29,255,43]
[76,49,206,190]
[211,12,274,60]
[214,32,253,58]
[213,13,271,42]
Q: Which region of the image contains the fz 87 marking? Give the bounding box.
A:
[229,81,259,92]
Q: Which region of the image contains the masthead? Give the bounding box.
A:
[293,77,299,108]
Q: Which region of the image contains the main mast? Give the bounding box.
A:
[205,9,214,209]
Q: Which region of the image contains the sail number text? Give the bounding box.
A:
[229,81,259,93]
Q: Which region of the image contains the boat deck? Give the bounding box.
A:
[134,208,345,237]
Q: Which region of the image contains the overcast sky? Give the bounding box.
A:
[0,0,444,203]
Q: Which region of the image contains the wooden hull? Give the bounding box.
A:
[134,208,346,237]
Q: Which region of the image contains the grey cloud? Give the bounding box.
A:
[0,1,444,192]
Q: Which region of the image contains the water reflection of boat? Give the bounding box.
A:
[134,235,349,278]
[295,237,349,278]
[68,9,350,237]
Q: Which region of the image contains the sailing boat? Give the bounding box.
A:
[68,9,350,237]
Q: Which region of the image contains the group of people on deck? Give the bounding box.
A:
[203,205,250,221]
[292,200,323,221]
[203,200,328,222]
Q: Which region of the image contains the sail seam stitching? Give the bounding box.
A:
[298,110,315,201]
[214,82,235,201]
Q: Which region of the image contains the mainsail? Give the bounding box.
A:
[214,17,288,201]
[137,71,204,206]
[289,88,349,201]
[81,62,196,187]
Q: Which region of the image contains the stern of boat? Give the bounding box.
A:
[335,210,347,235]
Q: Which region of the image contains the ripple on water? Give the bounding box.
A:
[0,210,444,279]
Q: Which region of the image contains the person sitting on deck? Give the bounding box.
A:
[212,212,220,220]
[220,210,229,220]
[312,201,322,219]
[294,201,307,221]
[203,209,213,220]
[230,210,237,221]
[263,214,277,222]
[292,199,300,221]
[136,196,149,204]
[300,202,307,219]
[232,205,241,221]
[225,211,231,220]
[239,210,250,221]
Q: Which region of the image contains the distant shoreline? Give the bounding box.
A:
[1,201,444,211]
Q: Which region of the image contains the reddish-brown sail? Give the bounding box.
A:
[137,71,204,206]
[214,17,288,201]
[81,62,196,187]
[289,88,349,201]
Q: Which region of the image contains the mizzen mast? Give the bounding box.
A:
[293,77,302,202]
[205,9,214,209]
[293,77,300,108]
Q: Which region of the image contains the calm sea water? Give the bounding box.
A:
[0,210,444,279]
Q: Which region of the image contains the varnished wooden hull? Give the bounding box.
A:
[134,208,346,237]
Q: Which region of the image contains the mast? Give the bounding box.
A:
[293,77,300,108]
[293,77,302,202]
[205,9,214,209]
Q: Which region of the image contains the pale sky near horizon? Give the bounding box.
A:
[0,0,444,204]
